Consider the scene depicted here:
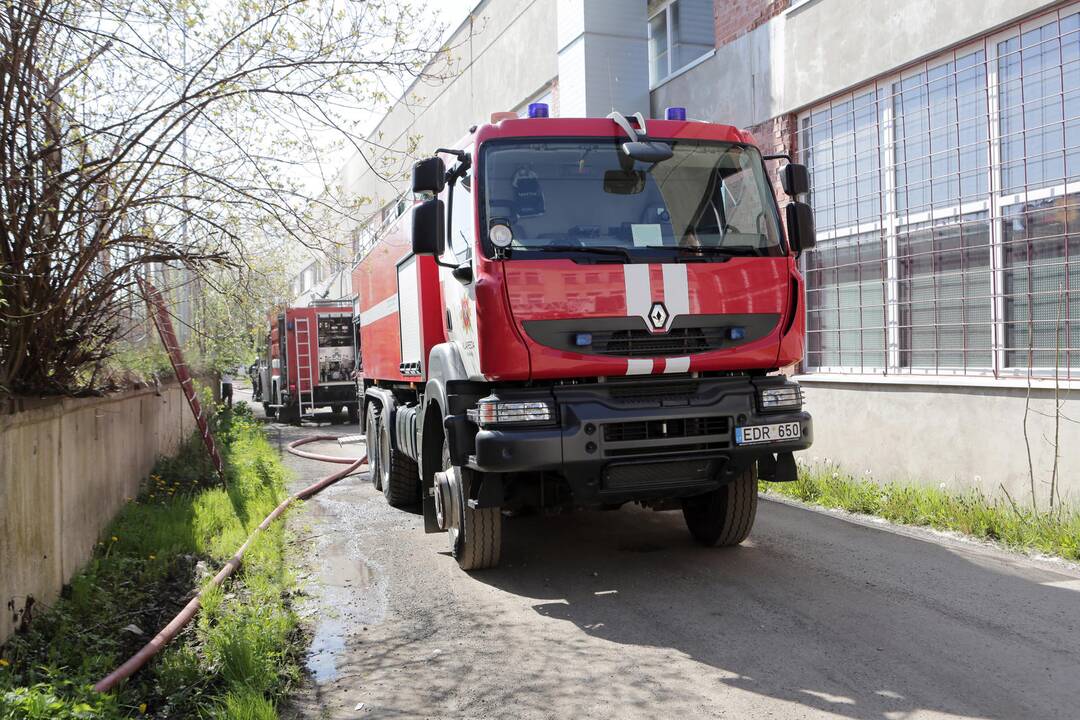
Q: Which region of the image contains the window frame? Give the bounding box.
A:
[648,0,716,89]
[799,9,1080,385]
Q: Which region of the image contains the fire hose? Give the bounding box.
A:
[93,435,366,693]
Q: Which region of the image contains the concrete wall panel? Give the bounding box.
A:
[799,381,1080,506]
[783,0,1057,114]
[653,0,1058,128]
[1,384,195,644]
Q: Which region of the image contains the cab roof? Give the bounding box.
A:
[471,117,756,147]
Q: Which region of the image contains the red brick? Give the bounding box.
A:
[746,113,799,205]
[714,0,789,47]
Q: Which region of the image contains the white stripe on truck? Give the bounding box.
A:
[661,263,689,322]
[359,294,398,327]
[624,264,651,322]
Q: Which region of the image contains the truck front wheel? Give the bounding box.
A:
[442,438,501,570]
[682,464,758,547]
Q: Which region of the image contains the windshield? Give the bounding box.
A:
[480,139,784,258]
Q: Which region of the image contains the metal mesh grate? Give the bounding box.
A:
[799,6,1080,380]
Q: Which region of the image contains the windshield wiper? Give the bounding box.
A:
[539,244,634,261]
[645,245,761,258]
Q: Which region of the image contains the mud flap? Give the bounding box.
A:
[423,494,442,533]
[467,474,503,509]
[758,452,798,483]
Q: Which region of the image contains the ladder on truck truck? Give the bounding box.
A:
[293,316,316,417]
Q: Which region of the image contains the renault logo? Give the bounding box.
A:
[649,302,669,330]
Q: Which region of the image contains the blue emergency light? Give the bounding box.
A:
[665,106,687,121]
[574,332,593,347]
[728,326,746,341]
[528,102,550,118]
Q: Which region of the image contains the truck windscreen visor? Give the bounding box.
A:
[481,140,784,257]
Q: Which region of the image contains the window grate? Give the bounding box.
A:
[799,6,1080,380]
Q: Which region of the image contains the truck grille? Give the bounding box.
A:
[521,314,779,359]
[603,416,730,443]
[608,381,699,402]
[590,327,724,357]
[602,459,717,492]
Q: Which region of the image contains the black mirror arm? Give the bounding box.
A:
[763,153,792,162]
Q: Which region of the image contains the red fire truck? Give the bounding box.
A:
[256,303,360,424]
[352,106,815,569]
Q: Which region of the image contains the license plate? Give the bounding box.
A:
[735,422,801,445]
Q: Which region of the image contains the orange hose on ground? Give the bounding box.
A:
[93,435,365,693]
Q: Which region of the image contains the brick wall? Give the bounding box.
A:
[747,113,799,204]
[714,0,789,47]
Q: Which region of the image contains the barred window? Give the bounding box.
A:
[801,5,1080,380]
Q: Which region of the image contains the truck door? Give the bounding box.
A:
[441,163,482,378]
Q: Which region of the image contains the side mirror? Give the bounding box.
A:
[786,201,816,253]
[412,157,446,194]
[411,199,445,256]
[780,163,810,196]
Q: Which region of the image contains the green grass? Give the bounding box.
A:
[0,402,303,719]
[761,463,1080,562]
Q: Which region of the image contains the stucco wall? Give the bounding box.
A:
[1,384,196,644]
[653,0,1059,127]
[798,380,1080,506]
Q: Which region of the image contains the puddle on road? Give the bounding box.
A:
[307,616,346,683]
[303,538,383,684]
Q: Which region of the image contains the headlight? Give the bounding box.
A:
[759,384,803,411]
[468,396,555,427]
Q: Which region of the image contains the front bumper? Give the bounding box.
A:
[466,377,812,503]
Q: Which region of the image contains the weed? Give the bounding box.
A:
[762,462,1080,561]
[0,402,303,718]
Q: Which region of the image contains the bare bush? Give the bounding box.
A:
[0,0,443,395]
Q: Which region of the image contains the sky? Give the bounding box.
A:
[295,0,480,193]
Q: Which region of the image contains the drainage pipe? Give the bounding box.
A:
[93,435,364,693]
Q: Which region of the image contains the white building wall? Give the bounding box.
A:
[653,0,1060,127]
[557,0,650,117]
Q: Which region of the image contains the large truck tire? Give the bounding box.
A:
[365,403,382,491]
[442,438,501,570]
[682,464,757,547]
[379,410,420,508]
[279,403,301,426]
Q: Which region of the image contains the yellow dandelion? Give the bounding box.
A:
[149,554,156,560]
[139,702,147,714]
[0,658,10,667]
[111,536,118,542]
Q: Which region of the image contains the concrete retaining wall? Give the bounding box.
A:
[0,384,196,644]
[798,380,1080,507]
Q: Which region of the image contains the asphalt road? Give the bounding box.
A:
[258,404,1080,720]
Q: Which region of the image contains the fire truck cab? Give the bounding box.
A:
[353,107,815,570]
